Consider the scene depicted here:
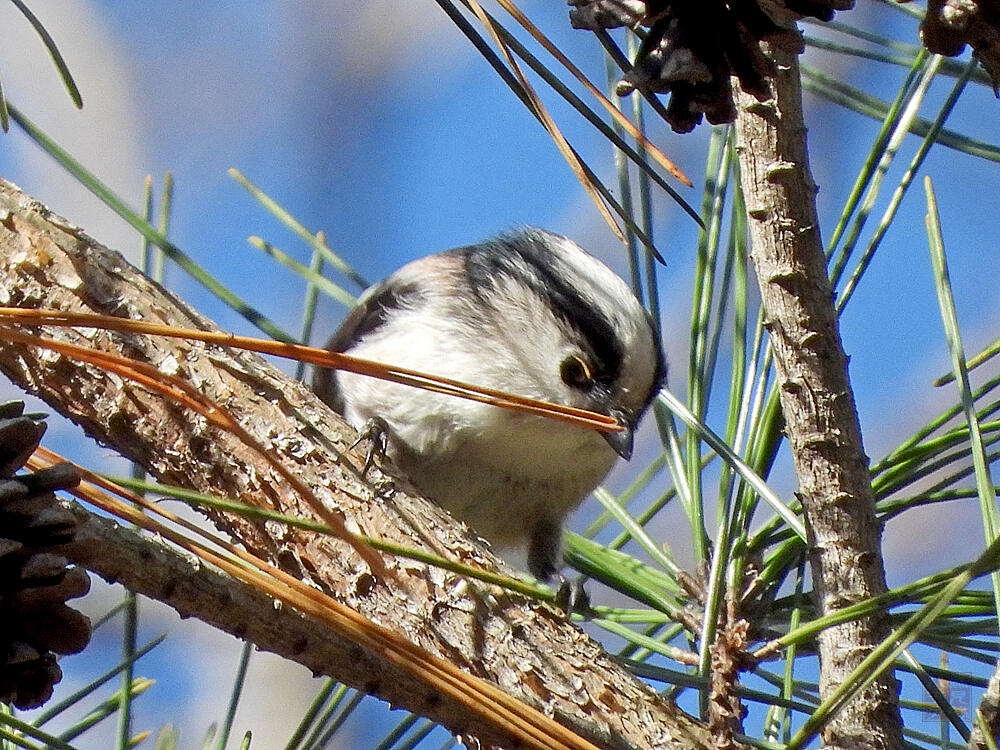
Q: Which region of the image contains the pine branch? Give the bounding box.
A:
[53,498,495,737]
[732,42,904,750]
[0,178,713,750]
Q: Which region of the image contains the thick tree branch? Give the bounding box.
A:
[0,178,712,750]
[733,46,903,750]
[54,497,503,740]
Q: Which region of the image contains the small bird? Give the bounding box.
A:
[313,228,664,584]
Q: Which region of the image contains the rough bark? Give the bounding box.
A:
[55,497,511,742]
[0,178,713,750]
[732,46,903,750]
[970,659,1000,750]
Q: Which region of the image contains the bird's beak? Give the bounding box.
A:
[601,408,635,460]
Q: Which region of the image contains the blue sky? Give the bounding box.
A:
[1,1,999,747]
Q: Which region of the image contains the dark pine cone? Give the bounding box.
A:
[920,0,1000,90]
[0,401,89,710]
[568,0,855,132]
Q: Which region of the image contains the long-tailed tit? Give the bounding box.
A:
[313,228,664,583]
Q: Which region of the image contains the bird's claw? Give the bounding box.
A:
[348,416,390,479]
[554,575,592,616]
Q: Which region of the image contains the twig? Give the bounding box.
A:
[732,40,904,750]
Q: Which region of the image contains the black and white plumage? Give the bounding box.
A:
[313,228,665,581]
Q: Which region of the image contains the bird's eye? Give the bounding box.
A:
[560,355,593,389]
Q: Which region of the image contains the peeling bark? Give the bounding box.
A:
[707,607,750,750]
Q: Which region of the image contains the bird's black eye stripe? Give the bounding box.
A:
[460,231,625,384]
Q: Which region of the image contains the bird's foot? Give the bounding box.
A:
[347,416,390,480]
[554,575,592,616]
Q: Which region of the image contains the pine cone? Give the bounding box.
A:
[921,0,1000,90]
[567,0,854,132]
[0,401,89,710]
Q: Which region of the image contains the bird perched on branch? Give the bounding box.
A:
[313,228,664,589]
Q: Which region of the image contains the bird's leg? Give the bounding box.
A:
[347,416,390,480]
[528,518,592,615]
[527,517,561,582]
